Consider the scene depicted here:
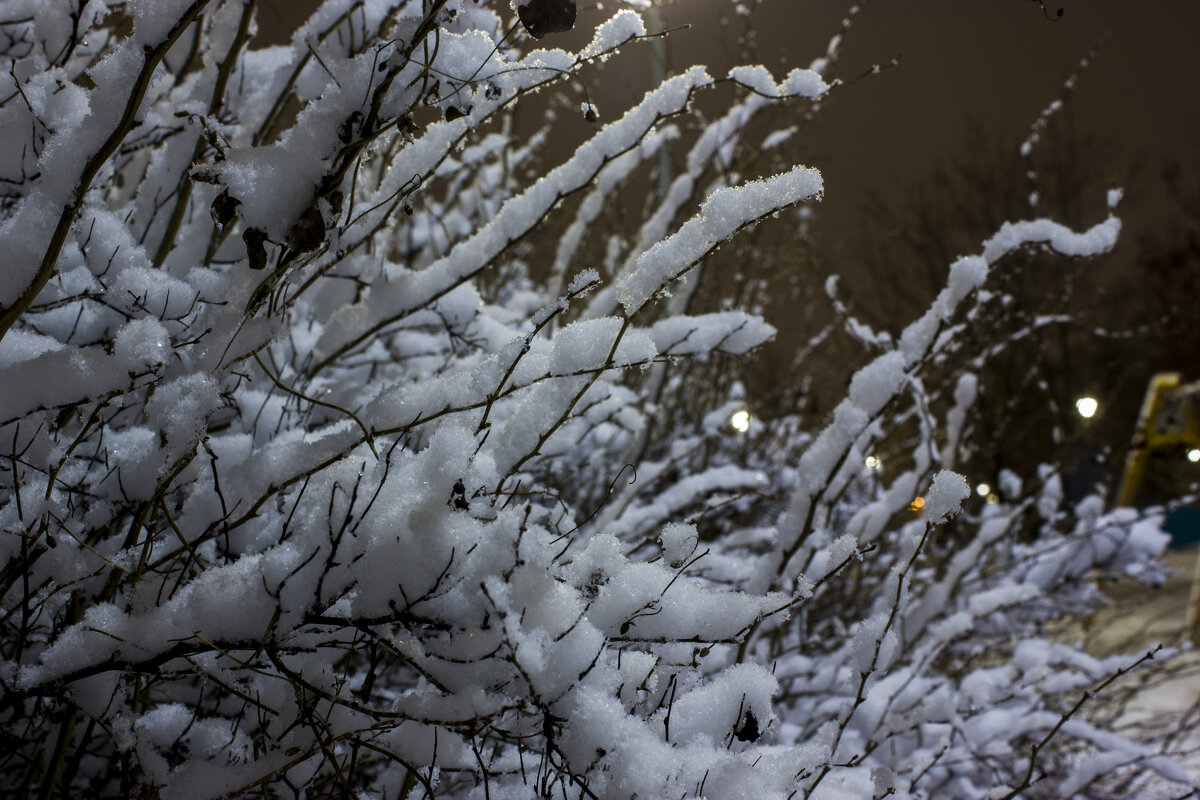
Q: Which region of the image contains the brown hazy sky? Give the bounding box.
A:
[260,0,1198,224]
[601,1,1199,244]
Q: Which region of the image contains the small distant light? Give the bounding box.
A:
[986,492,999,504]
[1075,397,1098,419]
[975,482,991,497]
[909,496,925,513]
[730,409,751,433]
[864,455,882,470]
[1189,449,1200,463]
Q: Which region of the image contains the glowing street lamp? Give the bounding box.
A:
[1075,396,1098,419]
[1189,448,1200,464]
[730,409,751,433]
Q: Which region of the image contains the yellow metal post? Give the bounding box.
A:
[1114,372,1180,508]
[1108,373,1200,644]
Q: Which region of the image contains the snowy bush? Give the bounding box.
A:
[0,1,1188,798]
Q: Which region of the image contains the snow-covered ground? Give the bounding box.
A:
[1075,546,1200,798]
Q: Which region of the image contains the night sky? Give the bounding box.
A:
[583,0,1199,259]
[259,1,1199,254]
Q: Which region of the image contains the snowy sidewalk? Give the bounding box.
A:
[1082,546,1200,798]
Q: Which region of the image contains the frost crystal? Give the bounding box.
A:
[926,470,970,523]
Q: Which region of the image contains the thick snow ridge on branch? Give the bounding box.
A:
[616,165,823,315]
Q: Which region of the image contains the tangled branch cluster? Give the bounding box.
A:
[0,1,1188,798]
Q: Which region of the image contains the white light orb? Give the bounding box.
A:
[730,409,751,433]
[1075,396,1098,419]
